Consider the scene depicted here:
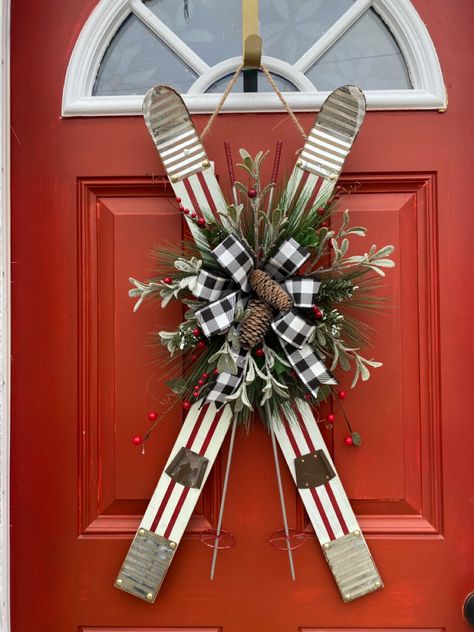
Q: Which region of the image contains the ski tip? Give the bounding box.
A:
[142,84,187,118]
[317,84,367,140]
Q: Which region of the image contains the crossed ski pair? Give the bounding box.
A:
[115,85,383,604]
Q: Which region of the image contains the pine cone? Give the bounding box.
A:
[239,299,274,349]
[249,270,293,312]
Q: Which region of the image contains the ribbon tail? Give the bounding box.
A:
[206,345,249,406]
[281,340,337,397]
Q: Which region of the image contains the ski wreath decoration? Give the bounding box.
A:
[116,83,395,604]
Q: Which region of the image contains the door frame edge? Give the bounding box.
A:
[0,0,11,629]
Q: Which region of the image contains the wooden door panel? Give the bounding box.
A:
[79,180,221,535]
[291,175,441,537]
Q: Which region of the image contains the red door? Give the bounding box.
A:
[11,1,474,631]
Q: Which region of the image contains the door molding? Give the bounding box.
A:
[0,0,10,630]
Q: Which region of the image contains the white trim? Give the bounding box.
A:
[62,0,132,114]
[373,0,446,100]
[0,0,10,628]
[62,0,447,114]
[63,88,445,117]
[188,55,316,93]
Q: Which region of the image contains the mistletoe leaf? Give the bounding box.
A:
[166,378,187,395]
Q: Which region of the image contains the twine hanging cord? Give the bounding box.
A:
[200,62,306,140]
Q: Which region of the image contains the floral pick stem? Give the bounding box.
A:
[210,417,238,580]
[142,393,179,444]
[331,391,353,434]
[266,403,296,581]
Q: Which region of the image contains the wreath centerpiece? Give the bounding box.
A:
[129,147,394,440]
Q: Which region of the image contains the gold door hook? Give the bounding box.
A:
[242,0,262,68]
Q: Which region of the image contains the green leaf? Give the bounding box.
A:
[340,238,349,257]
[166,378,187,395]
[234,181,248,195]
[239,148,252,161]
[217,353,237,374]
[273,357,287,376]
[345,226,366,237]
[271,208,282,229]
[372,258,395,267]
[359,361,370,381]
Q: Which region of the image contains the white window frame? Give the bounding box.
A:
[62,0,447,117]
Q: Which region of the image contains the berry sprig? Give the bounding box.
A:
[131,394,179,451]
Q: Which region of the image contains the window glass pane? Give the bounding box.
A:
[206,70,297,93]
[306,9,411,90]
[144,0,354,66]
[261,0,355,64]
[144,0,242,64]
[93,14,197,96]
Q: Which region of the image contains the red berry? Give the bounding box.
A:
[198,379,204,386]
[312,306,323,320]
[132,435,143,446]
[344,435,353,446]
[194,385,199,391]
[304,393,311,400]
[338,390,347,400]
[202,373,209,379]
[192,328,201,336]
[290,370,297,378]
[255,348,265,357]
[197,340,206,349]
[197,217,206,227]
[183,401,191,411]
[191,211,197,218]
[176,197,182,203]
[317,207,325,215]
[193,391,200,398]
[178,204,184,211]
[184,208,190,215]
[163,277,172,285]
[148,411,158,421]
[213,368,219,376]
[320,221,329,228]
[327,413,335,423]
[247,187,257,198]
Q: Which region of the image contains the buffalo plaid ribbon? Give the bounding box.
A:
[194,235,337,403]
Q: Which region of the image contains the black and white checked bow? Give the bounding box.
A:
[194,235,337,403]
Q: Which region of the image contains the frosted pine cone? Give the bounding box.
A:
[239,299,274,349]
[249,270,293,312]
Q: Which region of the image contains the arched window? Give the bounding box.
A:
[62,0,446,116]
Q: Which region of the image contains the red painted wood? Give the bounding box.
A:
[10,0,474,631]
